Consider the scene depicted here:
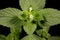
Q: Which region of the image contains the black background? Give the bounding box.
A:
[0,0,60,37]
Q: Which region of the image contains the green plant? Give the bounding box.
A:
[0,0,60,40]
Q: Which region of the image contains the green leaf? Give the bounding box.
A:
[23,21,37,34]
[21,34,41,40]
[48,36,60,40]
[19,0,46,11]
[39,8,60,26]
[0,7,23,27]
[0,35,6,40]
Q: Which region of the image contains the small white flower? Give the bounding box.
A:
[30,14,34,21]
[29,7,32,12]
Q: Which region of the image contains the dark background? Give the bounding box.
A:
[0,0,60,37]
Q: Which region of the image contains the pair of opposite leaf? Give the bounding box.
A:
[0,0,60,40]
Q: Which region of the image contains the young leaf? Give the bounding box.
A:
[6,33,13,40]
[0,7,23,27]
[41,38,46,40]
[32,10,43,21]
[6,28,21,40]
[38,22,51,32]
[23,21,37,34]
[36,29,43,37]
[21,34,41,40]
[39,8,60,26]
[48,36,60,40]
[36,29,51,38]
[6,26,22,40]
[19,0,46,11]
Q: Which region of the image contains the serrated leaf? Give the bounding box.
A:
[19,0,46,11]
[21,34,41,40]
[39,8,60,26]
[48,36,60,40]
[0,35,6,40]
[0,7,23,27]
[23,21,37,34]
